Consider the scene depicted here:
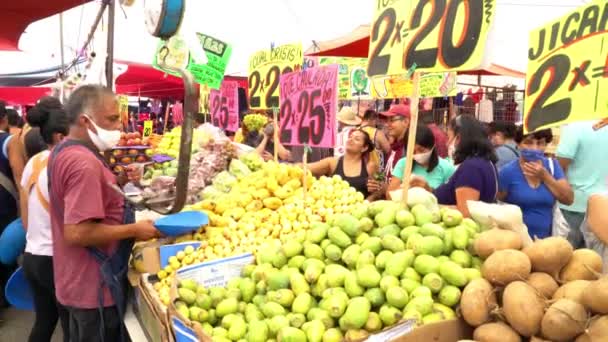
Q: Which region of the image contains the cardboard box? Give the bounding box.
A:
[134,274,175,342]
[169,253,255,341]
[167,252,473,342]
[131,239,201,275]
[131,239,170,274]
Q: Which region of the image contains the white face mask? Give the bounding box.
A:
[413,149,433,165]
[85,115,121,151]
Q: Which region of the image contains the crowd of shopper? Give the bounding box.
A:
[0,89,607,341]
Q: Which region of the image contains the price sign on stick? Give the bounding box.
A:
[143,120,153,137]
[524,1,608,133]
[367,0,496,76]
[248,43,303,109]
[402,73,421,204]
[278,65,338,148]
[210,81,239,132]
[272,107,280,162]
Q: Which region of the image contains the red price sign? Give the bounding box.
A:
[279,65,338,148]
[210,81,239,132]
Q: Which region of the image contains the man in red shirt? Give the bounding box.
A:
[48,85,159,342]
[380,104,411,178]
[367,104,411,197]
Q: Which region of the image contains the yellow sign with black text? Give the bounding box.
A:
[367,0,496,76]
[371,72,457,99]
[248,43,303,109]
[199,85,211,114]
[143,120,153,137]
[117,95,129,129]
[524,1,608,133]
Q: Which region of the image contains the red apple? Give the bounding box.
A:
[118,138,127,147]
[133,138,142,146]
[126,139,135,146]
[128,149,138,155]
[135,155,147,163]
[120,132,127,139]
[113,149,124,157]
[133,131,141,139]
[120,157,133,164]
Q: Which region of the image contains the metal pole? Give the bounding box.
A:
[105,0,115,89]
[59,13,65,75]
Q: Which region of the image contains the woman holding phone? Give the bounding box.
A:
[498,126,573,239]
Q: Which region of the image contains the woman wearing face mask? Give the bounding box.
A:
[19,100,70,342]
[498,126,573,239]
[387,124,455,195]
[411,115,498,217]
[305,129,379,199]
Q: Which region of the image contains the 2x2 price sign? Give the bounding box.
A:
[367,0,496,76]
[524,1,608,133]
[210,81,239,132]
[278,65,338,148]
[248,43,303,109]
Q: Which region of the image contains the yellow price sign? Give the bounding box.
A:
[524,1,608,133]
[117,95,129,129]
[143,120,153,138]
[367,0,496,76]
[248,43,303,109]
[199,85,211,114]
[371,72,457,99]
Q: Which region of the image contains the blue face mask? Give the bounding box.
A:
[520,149,545,162]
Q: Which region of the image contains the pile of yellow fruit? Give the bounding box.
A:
[153,161,366,303]
[155,126,206,157]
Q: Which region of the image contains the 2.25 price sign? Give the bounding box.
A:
[279,65,338,148]
[210,81,239,132]
[367,0,496,76]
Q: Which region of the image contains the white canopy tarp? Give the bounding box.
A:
[0,0,589,80]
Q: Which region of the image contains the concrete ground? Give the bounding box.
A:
[1,302,149,341]
[0,307,64,341]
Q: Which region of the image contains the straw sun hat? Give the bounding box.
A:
[337,106,362,126]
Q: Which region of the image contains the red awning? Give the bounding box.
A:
[0,1,92,51]
[115,61,248,100]
[115,61,187,99]
[0,87,53,105]
[0,61,249,105]
[305,25,526,78]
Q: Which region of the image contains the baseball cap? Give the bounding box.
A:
[381,104,411,118]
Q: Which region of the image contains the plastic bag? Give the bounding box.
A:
[467,200,533,247]
[212,171,237,193]
[552,206,571,239]
[229,159,252,179]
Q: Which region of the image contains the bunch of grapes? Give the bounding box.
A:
[242,113,268,132]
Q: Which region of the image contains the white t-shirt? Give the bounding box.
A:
[20,150,53,256]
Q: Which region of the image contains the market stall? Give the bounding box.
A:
[2,0,607,341]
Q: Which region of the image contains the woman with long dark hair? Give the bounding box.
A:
[412,115,498,217]
[19,97,70,342]
[387,124,455,195]
[306,129,379,199]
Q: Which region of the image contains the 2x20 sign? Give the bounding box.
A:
[524,1,608,133]
[367,0,496,76]
[248,44,303,109]
[279,65,338,148]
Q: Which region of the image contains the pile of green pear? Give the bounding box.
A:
[173,200,483,342]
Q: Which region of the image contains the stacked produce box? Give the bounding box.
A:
[106,131,153,176]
